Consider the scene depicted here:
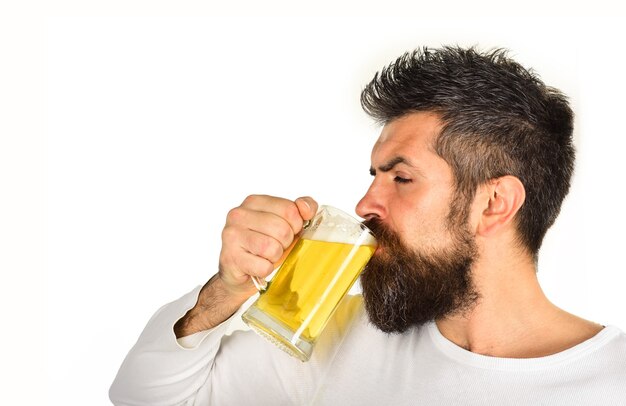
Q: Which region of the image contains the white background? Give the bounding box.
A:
[1,2,625,405]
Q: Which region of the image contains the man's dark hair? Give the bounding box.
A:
[361,46,575,258]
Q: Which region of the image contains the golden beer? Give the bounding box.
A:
[255,238,376,341]
[242,205,377,361]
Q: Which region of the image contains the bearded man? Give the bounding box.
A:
[110,46,626,405]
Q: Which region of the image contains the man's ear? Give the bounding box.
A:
[477,176,526,237]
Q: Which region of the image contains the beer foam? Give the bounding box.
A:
[304,207,377,246]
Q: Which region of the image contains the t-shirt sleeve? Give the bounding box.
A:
[108,285,256,405]
[109,286,362,405]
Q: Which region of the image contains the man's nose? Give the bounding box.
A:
[355,181,386,220]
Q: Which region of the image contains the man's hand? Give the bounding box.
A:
[219,195,318,297]
[174,195,318,338]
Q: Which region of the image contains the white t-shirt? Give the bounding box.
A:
[110,286,626,405]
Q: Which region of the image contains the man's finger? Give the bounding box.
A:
[295,196,319,222]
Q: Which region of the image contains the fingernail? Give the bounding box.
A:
[301,198,311,211]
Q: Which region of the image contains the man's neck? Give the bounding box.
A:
[435,244,603,358]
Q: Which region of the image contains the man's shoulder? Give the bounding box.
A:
[593,325,626,361]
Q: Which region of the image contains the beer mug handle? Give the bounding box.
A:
[250,219,312,292]
[250,275,269,291]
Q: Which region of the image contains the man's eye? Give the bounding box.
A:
[394,176,412,184]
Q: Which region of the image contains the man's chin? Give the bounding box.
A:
[360,215,479,334]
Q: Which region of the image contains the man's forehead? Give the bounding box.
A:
[371,112,443,160]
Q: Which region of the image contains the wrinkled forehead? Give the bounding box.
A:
[371,112,444,161]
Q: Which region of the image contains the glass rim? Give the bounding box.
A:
[315,204,377,240]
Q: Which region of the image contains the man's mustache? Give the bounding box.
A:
[363,217,402,249]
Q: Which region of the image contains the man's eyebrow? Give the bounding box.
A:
[369,156,413,176]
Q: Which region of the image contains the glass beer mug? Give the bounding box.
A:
[242,205,377,361]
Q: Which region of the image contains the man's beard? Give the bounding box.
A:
[360,217,480,333]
